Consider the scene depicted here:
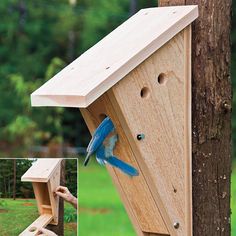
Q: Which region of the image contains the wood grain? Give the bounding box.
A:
[21,159,62,182]
[159,1,232,235]
[31,6,198,108]
[47,163,61,225]
[32,182,51,215]
[108,26,192,236]
[20,159,62,235]
[81,96,169,235]
[19,214,53,236]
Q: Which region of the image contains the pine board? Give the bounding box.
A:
[31,6,198,108]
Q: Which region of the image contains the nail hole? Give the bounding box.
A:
[144,12,148,15]
[140,87,150,98]
[174,188,177,193]
[29,227,37,232]
[71,67,74,70]
[99,113,107,121]
[157,73,168,85]
[106,66,110,70]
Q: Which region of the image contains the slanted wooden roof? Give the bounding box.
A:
[21,159,62,182]
[31,5,198,108]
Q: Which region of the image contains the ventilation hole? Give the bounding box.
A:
[29,227,37,232]
[140,87,150,98]
[157,73,168,85]
[99,113,107,121]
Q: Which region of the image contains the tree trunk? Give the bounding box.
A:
[46,160,65,236]
[158,1,232,235]
[13,159,16,200]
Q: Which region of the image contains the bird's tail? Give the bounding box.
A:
[83,153,91,166]
[106,156,139,177]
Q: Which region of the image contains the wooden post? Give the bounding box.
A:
[158,1,232,235]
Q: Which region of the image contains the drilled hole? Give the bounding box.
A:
[99,113,107,121]
[157,73,168,85]
[140,87,150,98]
[29,227,37,232]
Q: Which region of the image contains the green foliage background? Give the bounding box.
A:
[0,0,156,157]
[0,0,235,235]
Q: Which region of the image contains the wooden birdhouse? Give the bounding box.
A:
[20,159,62,236]
[31,6,198,236]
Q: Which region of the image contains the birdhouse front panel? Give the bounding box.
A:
[80,96,169,235]
[111,26,192,236]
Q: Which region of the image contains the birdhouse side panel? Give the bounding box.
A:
[48,163,61,225]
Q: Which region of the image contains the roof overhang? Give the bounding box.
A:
[31,5,198,108]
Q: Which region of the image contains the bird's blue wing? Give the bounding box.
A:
[87,117,114,153]
[106,156,139,177]
[104,134,118,158]
[84,117,114,166]
[96,145,106,166]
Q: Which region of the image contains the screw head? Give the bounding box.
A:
[174,222,180,229]
[137,134,145,140]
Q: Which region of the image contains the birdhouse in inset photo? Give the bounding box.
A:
[31,6,198,236]
[20,159,62,236]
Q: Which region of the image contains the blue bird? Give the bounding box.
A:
[84,117,139,177]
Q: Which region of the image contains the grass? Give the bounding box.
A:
[2,160,234,235]
[79,159,135,236]
[0,198,77,236]
[80,159,236,236]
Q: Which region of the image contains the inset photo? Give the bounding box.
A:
[0,158,78,236]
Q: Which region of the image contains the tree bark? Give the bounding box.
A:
[47,160,65,236]
[158,1,232,235]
